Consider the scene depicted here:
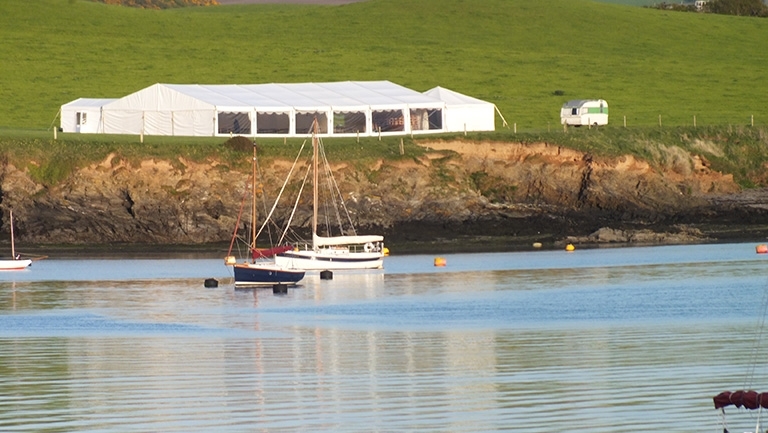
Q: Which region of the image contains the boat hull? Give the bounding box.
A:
[275,250,384,270]
[0,259,32,270]
[233,263,305,286]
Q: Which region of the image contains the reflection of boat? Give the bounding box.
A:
[275,119,385,271]
[225,144,305,286]
[0,210,32,271]
[713,288,768,432]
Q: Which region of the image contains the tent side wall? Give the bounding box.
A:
[102,84,217,136]
[423,87,495,133]
[61,107,103,133]
[443,104,495,132]
[60,98,116,133]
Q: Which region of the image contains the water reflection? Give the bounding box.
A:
[1,244,768,431]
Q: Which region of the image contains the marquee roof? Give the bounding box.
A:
[104,81,447,113]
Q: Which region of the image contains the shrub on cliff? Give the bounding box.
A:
[706,0,768,16]
[93,0,218,9]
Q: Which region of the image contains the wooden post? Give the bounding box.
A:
[464,123,467,136]
[399,138,404,155]
[563,123,567,133]
[53,127,57,140]
[623,115,626,128]
[378,127,381,141]
[356,131,359,143]
[693,115,696,128]
[514,123,517,134]
[658,115,662,127]
[752,115,754,127]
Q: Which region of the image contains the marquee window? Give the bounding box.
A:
[295,112,328,134]
[410,108,442,131]
[372,110,404,132]
[333,111,366,134]
[256,112,290,134]
[218,112,251,135]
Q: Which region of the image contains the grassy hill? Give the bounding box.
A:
[1,0,766,132]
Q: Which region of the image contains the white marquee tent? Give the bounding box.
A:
[60,81,498,137]
[423,86,501,132]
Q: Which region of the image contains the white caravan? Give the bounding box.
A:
[560,99,608,126]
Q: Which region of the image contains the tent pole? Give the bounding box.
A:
[494,105,509,128]
[48,108,61,133]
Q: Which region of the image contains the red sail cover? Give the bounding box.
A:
[713,390,768,409]
[251,245,293,259]
[714,391,732,409]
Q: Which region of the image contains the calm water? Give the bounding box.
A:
[2,243,768,432]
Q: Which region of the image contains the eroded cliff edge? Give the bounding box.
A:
[1,139,766,250]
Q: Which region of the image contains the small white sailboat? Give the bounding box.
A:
[274,119,386,271]
[0,210,32,270]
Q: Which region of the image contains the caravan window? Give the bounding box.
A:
[77,112,87,125]
[571,108,578,116]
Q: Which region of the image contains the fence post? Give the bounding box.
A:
[693,115,696,128]
[752,115,754,127]
[658,115,662,127]
[623,115,626,128]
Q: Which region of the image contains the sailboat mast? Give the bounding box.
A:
[251,145,258,252]
[312,119,319,251]
[9,209,15,260]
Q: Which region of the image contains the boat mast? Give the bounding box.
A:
[251,144,258,254]
[9,209,16,260]
[312,118,319,251]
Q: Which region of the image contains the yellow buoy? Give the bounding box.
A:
[383,247,390,256]
[532,242,542,249]
[434,257,446,267]
[565,244,575,252]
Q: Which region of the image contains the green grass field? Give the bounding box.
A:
[1,0,766,132]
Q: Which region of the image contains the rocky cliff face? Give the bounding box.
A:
[0,140,763,249]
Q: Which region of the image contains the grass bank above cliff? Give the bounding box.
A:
[3,0,768,130]
[1,125,767,188]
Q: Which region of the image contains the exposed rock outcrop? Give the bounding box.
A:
[0,140,764,250]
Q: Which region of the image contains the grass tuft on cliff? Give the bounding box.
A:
[3,125,768,188]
